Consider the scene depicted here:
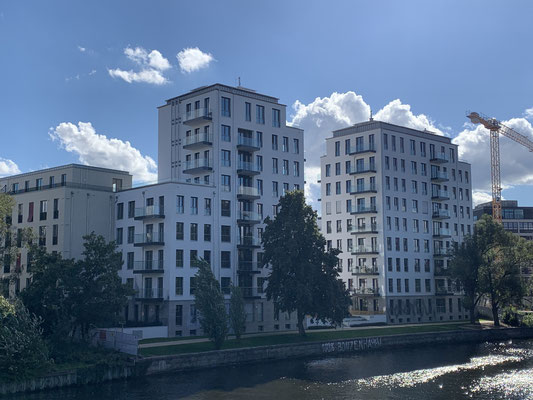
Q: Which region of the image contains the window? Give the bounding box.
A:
[256,105,265,124]
[190,250,198,267]
[176,222,184,240]
[175,277,183,295]
[293,161,300,177]
[293,138,299,154]
[127,226,134,243]
[326,183,331,196]
[191,197,198,215]
[410,139,416,155]
[117,203,124,220]
[245,102,251,121]
[176,196,184,214]
[116,228,123,245]
[273,181,279,197]
[272,108,280,127]
[221,225,231,242]
[52,224,58,245]
[39,200,47,220]
[221,251,231,268]
[282,136,289,152]
[221,150,231,167]
[335,141,340,156]
[176,250,183,267]
[221,175,231,192]
[221,125,231,142]
[283,160,289,175]
[221,277,231,295]
[272,158,278,174]
[204,198,211,216]
[272,134,278,150]
[127,252,134,270]
[221,200,231,217]
[36,178,42,190]
[204,224,211,242]
[325,164,331,177]
[221,97,231,117]
[190,223,198,241]
[190,277,197,295]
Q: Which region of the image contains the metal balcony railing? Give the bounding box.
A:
[134,205,165,219]
[183,107,212,124]
[352,245,379,254]
[237,186,260,197]
[352,287,380,296]
[432,209,450,219]
[433,228,451,237]
[184,132,213,147]
[350,184,377,194]
[134,232,164,245]
[351,266,379,274]
[133,259,164,272]
[349,164,377,174]
[348,223,378,233]
[237,210,262,222]
[350,205,377,214]
[430,152,449,163]
[237,136,261,149]
[135,287,164,299]
[237,161,261,174]
[349,144,376,154]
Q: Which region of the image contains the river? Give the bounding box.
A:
[5,339,533,400]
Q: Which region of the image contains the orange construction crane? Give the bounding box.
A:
[467,111,533,222]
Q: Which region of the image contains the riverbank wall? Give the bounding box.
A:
[2,327,533,396]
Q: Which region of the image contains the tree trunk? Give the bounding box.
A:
[297,310,306,337]
[469,302,476,324]
[492,301,500,327]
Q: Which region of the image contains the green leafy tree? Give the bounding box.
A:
[262,190,350,336]
[229,285,246,340]
[0,295,50,381]
[193,259,228,349]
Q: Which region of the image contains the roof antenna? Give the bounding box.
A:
[238,77,241,87]
[369,108,374,121]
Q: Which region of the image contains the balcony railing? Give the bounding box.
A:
[237,236,261,247]
[349,223,378,233]
[237,135,261,150]
[134,205,165,220]
[434,248,450,257]
[435,287,453,295]
[183,133,213,148]
[238,261,261,273]
[237,210,262,223]
[431,190,449,200]
[135,287,164,300]
[351,287,380,296]
[183,158,212,173]
[431,171,449,181]
[183,108,212,125]
[350,184,377,194]
[134,232,164,246]
[240,286,263,298]
[351,266,379,275]
[349,164,377,174]
[430,152,449,163]
[352,245,379,254]
[237,161,261,175]
[434,266,450,276]
[237,186,260,198]
[349,144,376,155]
[350,205,377,214]
[432,209,450,219]
[433,228,451,237]
[133,259,164,273]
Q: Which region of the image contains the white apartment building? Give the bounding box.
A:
[320,120,473,324]
[0,164,132,297]
[116,84,304,336]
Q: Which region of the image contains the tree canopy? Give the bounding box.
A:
[262,190,350,336]
[229,285,246,340]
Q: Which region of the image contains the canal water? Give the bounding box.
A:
[6,339,533,400]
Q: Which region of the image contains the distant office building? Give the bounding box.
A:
[474,200,533,241]
[116,84,305,336]
[0,164,132,297]
[320,121,473,324]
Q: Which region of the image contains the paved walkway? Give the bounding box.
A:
[139,321,469,349]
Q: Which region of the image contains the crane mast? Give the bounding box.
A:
[467,111,533,223]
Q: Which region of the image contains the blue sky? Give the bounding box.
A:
[1,1,533,207]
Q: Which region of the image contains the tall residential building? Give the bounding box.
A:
[0,164,132,297]
[320,120,473,324]
[116,84,304,336]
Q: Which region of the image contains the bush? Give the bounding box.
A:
[521,313,533,328]
[502,307,520,327]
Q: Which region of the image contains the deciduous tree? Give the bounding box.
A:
[229,285,246,340]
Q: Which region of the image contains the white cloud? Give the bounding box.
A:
[88,69,96,75]
[176,47,214,73]
[472,191,493,206]
[77,45,86,52]
[108,46,171,85]
[290,91,443,210]
[0,158,21,177]
[49,122,157,183]
[452,117,533,195]
[524,107,533,120]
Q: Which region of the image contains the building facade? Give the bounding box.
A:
[0,164,132,297]
[116,84,305,336]
[320,121,473,324]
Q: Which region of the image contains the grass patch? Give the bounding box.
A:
[140,323,467,357]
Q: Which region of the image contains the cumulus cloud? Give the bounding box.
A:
[176,47,214,73]
[0,158,21,177]
[289,92,443,210]
[108,46,171,85]
[524,107,533,120]
[77,45,86,52]
[49,122,157,183]
[453,116,533,198]
[472,191,493,206]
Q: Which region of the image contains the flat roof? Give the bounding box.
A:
[0,163,131,181]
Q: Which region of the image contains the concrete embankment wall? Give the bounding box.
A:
[2,327,533,395]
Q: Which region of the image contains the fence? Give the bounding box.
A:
[91,329,139,356]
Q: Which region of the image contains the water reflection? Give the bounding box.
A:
[5,340,533,400]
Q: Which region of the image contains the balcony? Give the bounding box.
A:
[182,107,212,126]
[430,152,449,164]
[237,186,260,200]
[431,190,450,201]
[183,133,213,150]
[435,287,454,296]
[133,259,164,274]
[237,210,262,224]
[134,205,165,220]
[238,261,261,274]
[349,144,376,155]
[240,286,263,299]
[237,161,261,176]
[237,236,261,248]
[351,245,380,255]
[431,171,449,182]
[433,248,450,257]
[432,209,450,219]
[434,266,450,277]
[349,164,377,175]
[135,287,164,301]
[237,135,261,152]
[349,223,378,234]
[351,266,379,275]
[350,184,377,195]
[350,205,378,215]
[183,158,212,174]
[351,287,380,296]
[133,232,164,247]
[433,228,451,238]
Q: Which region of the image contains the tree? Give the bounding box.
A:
[21,233,132,341]
[193,259,228,349]
[262,190,350,336]
[0,295,50,381]
[229,285,246,340]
